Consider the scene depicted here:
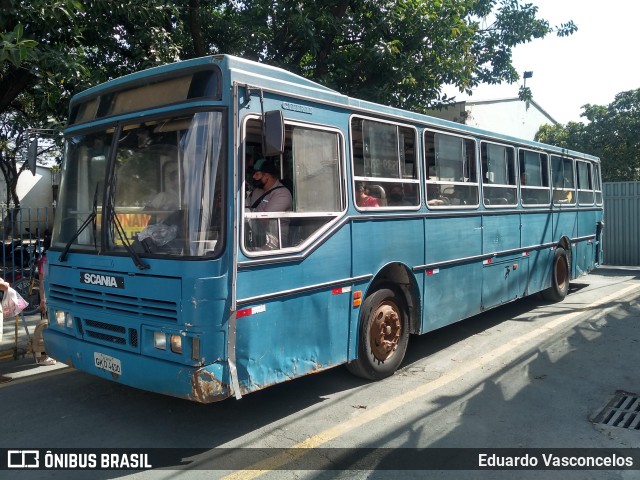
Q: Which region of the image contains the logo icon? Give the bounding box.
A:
[7,450,39,468]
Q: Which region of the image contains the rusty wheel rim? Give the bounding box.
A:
[369,301,402,362]
[556,255,568,290]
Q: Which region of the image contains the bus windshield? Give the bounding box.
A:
[53,111,225,258]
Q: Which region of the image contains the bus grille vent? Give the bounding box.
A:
[129,328,138,348]
[592,391,640,430]
[80,317,139,352]
[87,330,126,345]
[86,319,125,334]
[49,283,179,322]
[76,318,84,336]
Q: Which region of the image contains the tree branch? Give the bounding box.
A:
[188,0,207,57]
[0,67,35,112]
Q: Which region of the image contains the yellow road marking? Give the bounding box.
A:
[222,283,640,479]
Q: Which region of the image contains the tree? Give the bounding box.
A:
[185,0,576,112]
[536,88,640,182]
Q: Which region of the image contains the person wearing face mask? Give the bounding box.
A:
[246,158,292,249]
[248,159,292,213]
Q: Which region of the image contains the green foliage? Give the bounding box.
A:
[536,89,640,182]
[189,0,575,112]
[0,24,39,67]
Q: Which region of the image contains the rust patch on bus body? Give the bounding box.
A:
[190,369,230,403]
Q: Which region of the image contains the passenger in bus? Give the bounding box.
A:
[248,158,292,249]
[426,183,448,206]
[387,184,412,206]
[249,159,292,213]
[357,184,380,207]
[244,153,261,203]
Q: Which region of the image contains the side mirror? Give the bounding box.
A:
[263,110,284,157]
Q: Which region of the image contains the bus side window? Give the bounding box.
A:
[520,150,550,206]
[551,155,575,205]
[481,142,517,207]
[351,117,419,210]
[243,117,344,252]
[425,130,478,208]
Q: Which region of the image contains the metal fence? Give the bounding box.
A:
[603,182,640,266]
[1,206,52,279]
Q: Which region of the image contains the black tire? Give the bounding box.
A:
[346,286,409,380]
[12,278,40,316]
[541,247,570,302]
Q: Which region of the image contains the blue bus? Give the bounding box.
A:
[43,55,604,402]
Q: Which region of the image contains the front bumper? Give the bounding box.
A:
[43,329,232,403]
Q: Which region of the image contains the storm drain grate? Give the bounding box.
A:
[592,391,640,430]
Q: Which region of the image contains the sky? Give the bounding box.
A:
[445,0,640,125]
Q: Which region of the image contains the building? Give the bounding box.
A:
[427,97,558,140]
[0,163,57,232]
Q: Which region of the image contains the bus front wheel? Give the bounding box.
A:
[346,286,409,381]
[542,247,570,302]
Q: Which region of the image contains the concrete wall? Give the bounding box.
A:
[427,98,557,140]
[0,164,55,233]
[464,99,556,140]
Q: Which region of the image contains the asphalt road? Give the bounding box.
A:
[1,266,639,480]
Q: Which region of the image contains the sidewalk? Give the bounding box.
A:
[0,311,66,382]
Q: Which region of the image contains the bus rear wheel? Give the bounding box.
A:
[346,286,409,380]
[542,247,570,302]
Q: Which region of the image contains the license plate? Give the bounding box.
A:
[94,352,122,375]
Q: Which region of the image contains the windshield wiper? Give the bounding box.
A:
[110,210,149,270]
[59,184,99,262]
[107,174,149,270]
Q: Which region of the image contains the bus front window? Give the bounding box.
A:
[53,111,226,259]
[111,112,225,258]
[52,132,111,251]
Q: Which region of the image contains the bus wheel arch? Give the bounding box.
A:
[542,240,571,302]
[558,236,572,271]
[347,263,418,380]
[368,262,421,334]
[347,284,409,380]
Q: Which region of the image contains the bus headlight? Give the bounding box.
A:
[55,310,66,326]
[54,310,73,328]
[170,334,182,354]
[154,331,166,350]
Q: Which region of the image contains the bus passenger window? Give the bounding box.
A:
[481,142,516,207]
[520,150,550,206]
[424,130,478,208]
[351,117,419,209]
[593,163,603,205]
[243,117,344,253]
[576,160,595,205]
[551,155,575,205]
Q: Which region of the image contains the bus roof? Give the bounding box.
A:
[69,54,599,162]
